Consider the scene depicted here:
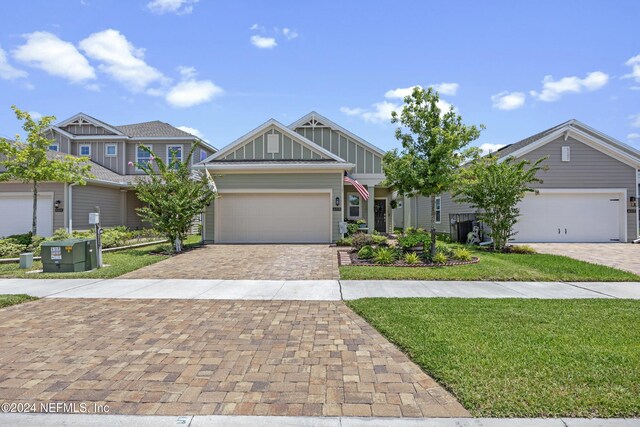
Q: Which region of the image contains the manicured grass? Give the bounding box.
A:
[347,298,640,417]
[0,294,38,308]
[0,235,201,279]
[340,250,640,281]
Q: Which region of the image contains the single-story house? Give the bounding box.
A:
[397,119,640,243]
[0,113,216,238]
[195,112,392,244]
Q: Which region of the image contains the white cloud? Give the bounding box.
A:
[0,46,27,80]
[250,35,277,49]
[431,82,459,96]
[360,101,400,123]
[147,0,198,15]
[249,24,261,31]
[29,111,42,120]
[13,31,95,84]
[282,28,298,40]
[479,143,506,155]
[491,91,526,110]
[624,54,640,83]
[339,107,365,116]
[630,113,640,128]
[166,69,223,108]
[384,85,420,99]
[530,71,609,102]
[177,125,205,139]
[627,133,640,140]
[79,29,168,93]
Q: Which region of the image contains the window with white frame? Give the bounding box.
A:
[79,144,91,157]
[48,143,59,152]
[105,144,117,157]
[166,144,183,168]
[136,144,153,170]
[348,193,361,219]
[435,196,442,223]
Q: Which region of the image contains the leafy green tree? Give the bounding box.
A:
[133,145,217,253]
[0,106,93,236]
[383,87,483,259]
[453,155,547,251]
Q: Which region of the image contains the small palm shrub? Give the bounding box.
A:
[508,245,537,254]
[432,252,448,264]
[357,245,375,259]
[352,233,375,250]
[404,252,420,264]
[452,247,472,261]
[374,247,396,265]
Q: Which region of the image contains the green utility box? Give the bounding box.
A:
[41,238,96,273]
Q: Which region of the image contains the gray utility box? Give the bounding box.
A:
[41,239,97,273]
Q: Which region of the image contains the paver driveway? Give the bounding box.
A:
[121,244,339,280]
[0,299,468,417]
[527,243,640,276]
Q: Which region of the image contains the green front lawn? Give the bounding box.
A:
[340,250,640,281]
[0,294,38,308]
[0,235,201,279]
[347,298,640,417]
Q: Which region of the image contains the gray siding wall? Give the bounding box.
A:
[0,182,65,231]
[223,126,325,161]
[60,124,116,135]
[126,190,149,229]
[71,185,122,230]
[126,140,197,175]
[70,140,127,175]
[295,126,383,174]
[203,172,343,242]
[414,193,473,234]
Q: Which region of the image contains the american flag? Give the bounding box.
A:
[343,173,369,201]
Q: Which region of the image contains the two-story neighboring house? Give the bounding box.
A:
[0,113,216,237]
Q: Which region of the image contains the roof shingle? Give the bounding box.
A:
[115,120,195,138]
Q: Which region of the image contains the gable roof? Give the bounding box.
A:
[496,119,640,168]
[205,118,346,163]
[115,120,194,138]
[289,111,386,157]
[57,113,125,136]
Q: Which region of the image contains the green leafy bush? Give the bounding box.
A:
[432,252,448,264]
[49,228,72,241]
[374,247,397,265]
[404,252,420,264]
[436,241,454,257]
[5,232,33,246]
[351,233,375,250]
[452,247,472,261]
[357,245,375,259]
[508,245,537,254]
[397,231,430,251]
[346,219,366,236]
[100,227,131,249]
[0,240,27,258]
[336,237,353,247]
[371,234,388,246]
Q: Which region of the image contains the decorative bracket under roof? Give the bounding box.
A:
[299,118,325,127]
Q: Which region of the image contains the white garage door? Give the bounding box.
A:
[216,192,331,243]
[512,191,624,243]
[0,193,54,238]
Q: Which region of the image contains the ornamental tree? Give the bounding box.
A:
[0,106,93,236]
[133,144,217,253]
[452,155,547,251]
[383,87,483,259]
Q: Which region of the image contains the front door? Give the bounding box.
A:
[374,199,386,233]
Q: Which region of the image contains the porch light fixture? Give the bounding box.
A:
[54,200,61,210]
[631,196,637,207]
[335,196,340,206]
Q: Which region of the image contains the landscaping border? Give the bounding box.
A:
[337,250,479,267]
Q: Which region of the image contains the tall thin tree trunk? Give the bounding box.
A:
[430,194,437,259]
[32,180,38,236]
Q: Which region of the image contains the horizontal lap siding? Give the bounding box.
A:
[0,182,65,231]
[415,193,473,234]
[72,185,122,230]
[204,172,343,242]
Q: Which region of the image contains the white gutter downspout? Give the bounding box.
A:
[68,183,77,233]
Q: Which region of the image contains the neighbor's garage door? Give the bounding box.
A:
[511,191,623,243]
[216,192,331,243]
[0,193,54,238]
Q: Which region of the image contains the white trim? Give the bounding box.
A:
[56,113,125,136]
[48,143,60,152]
[166,144,184,165]
[636,171,639,238]
[531,188,628,242]
[205,119,346,163]
[347,192,362,220]
[289,111,387,156]
[213,189,333,243]
[135,143,153,172]
[78,143,91,157]
[434,195,442,224]
[570,119,640,159]
[105,143,118,157]
[131,136,198,141]
[194,163,354,172]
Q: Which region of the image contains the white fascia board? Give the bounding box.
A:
[194,163,355,171]
[49,126,75,139]
[72,135,129,141]
[57,113,125,136]
[289,111,387,156]
[206,119,345,162]
[130,136,198,141]
[572,120,640,159]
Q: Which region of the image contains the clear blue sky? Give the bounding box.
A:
[1,0,639,153]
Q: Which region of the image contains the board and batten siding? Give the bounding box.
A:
[294,126,383,174]
[203,172,344,243]
[125,140,197,175]
[0,182,65,231]
[60,124,116,135]
[222,125,326,161]
[70,140,127,175]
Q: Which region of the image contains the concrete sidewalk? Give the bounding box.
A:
[1,414,638,426]
[0,278,638,299]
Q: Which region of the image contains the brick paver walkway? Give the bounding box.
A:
[121,245,339,280]
[527,243,640,275]
[0,299,468,417]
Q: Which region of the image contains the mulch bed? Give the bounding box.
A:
[338,250,479,267]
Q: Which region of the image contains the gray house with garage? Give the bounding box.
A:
[0,113,215,238]
[397,120,640,243]
[196,112,393,244]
